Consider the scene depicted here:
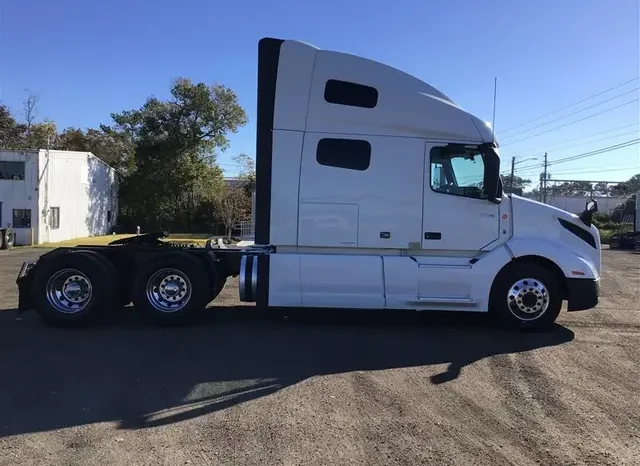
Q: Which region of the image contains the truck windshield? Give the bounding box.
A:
[431,149,487,199]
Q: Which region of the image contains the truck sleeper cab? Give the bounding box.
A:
[15,37,601,331]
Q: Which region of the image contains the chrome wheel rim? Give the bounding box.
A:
[46,268,93,314]
[507,277,549,321]
[145,268,192,313]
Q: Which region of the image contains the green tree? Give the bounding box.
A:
[113,78,247,230]
[0,96,56,150]
[592,182,611,196]
[232,153,256,197]
[213,184,252,239]
[25,120,57,149]
[610,173,640,222]
[611,174,640,196]
[549,180,594,196]
[502,174,531,190]
[0,104,23,148]
[58,125,135,174]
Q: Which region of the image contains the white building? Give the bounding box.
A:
[546,195,628,215]
[0,149,118,245]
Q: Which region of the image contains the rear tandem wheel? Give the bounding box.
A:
[31,250,118,327]
[132,252,211,326]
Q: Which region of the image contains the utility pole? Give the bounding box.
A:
[509,156,515,188]
[542,152,548,204]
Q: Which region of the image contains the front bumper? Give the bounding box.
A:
[566,277,599,311]
[16,261,36,312]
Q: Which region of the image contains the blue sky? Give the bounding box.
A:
[1,0,638,186]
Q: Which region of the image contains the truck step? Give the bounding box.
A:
[413,297,476,305]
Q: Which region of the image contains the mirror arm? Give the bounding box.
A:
[579,199,598,227]
[579,211,594,227]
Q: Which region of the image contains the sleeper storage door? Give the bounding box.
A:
[422,143,500,252]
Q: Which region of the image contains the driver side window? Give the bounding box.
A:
[429,146,487,199]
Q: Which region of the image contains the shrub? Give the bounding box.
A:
[598,229,615,244]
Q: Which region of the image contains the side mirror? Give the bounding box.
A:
[579,199,598,227]
[481,144,502,204]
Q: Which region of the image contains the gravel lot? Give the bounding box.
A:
[0,248,638,466]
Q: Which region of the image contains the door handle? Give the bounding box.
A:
[424,232,442,240]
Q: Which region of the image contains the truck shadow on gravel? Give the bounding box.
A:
[0,307,574,436]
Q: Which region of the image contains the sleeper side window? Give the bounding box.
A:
[324,80,378,108]
[316,138,371,171]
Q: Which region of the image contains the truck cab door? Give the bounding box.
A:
[421,144,500,252]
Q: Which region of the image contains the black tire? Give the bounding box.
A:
[72,249,121,306]
[489,262,563,332]
[133,252,210,326]
[0,228,6,250]
[211,276,227,302]
[4,229,15,249]
[31,251,116,327]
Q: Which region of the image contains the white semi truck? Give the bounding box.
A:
[16,37,601,331]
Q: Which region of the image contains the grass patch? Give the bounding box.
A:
[35,233,213,248]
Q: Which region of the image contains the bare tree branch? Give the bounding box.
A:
[23,90,39,129]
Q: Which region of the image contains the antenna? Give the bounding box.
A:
[491,77,497,142]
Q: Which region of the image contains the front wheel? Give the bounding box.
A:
[489,263,563,331]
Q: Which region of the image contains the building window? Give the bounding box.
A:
[12,209,31,228]
[50,207,60,229]
[324,79,378,108]
[316,138,371,171]
[430,147,487,199]
[0,161,25,180]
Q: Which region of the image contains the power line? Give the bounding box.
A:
[500,98,639,146]
[549,165,640,176]
[499,87,639,140]
[526,122,638,147]
[511,161,639,176]
[509,140,640,174]
[504,124,640,157]
[500,163,543,175]
[498,77,640,134]
[548,139,640,166]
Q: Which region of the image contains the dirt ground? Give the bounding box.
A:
[0,248,638,466]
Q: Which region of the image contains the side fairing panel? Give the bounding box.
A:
[254,38,283,245]
[384,246,512,312]
[269,130,305,246]
[267,247,513,311]
[298,254,385,308]
[268,253,302,307]
[273,40,318,132]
